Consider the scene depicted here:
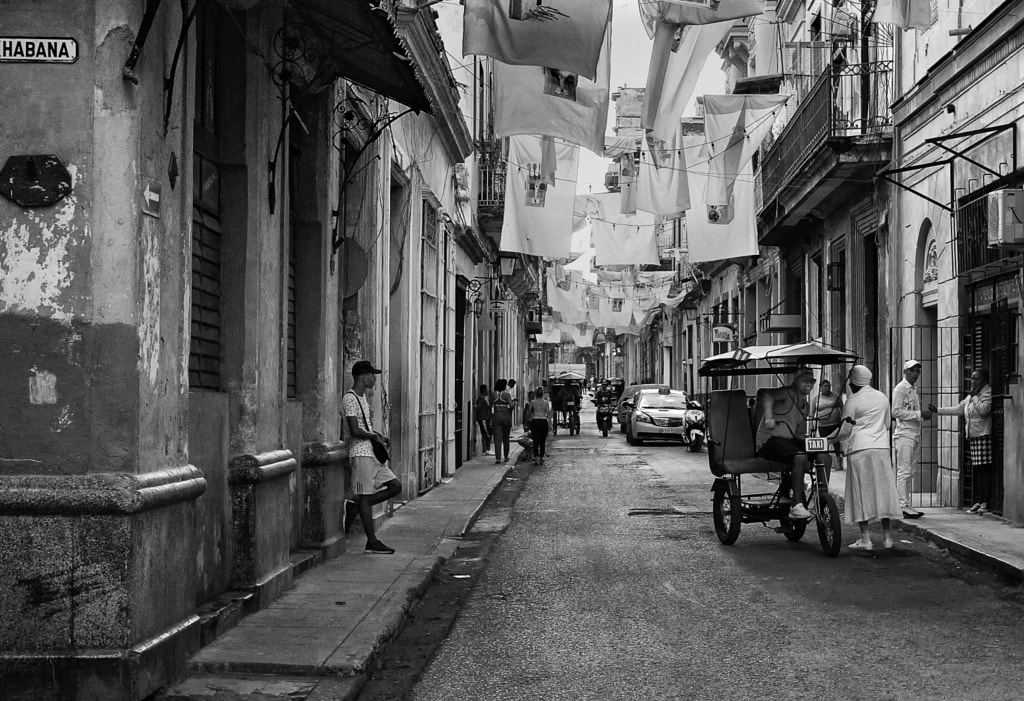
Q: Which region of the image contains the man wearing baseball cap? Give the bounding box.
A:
[342,360,402,553]
[892,359,932,519]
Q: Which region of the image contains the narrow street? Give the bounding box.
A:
[363,407,1024,701]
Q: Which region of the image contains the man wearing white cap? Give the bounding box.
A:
[892,359,932,519]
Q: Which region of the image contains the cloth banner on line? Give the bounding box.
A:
[463,0,612,80]
[683,134,758,263]
[494,29,611,156]
[637,127,690,216]
[871,0,931,30]
[546,274,589,325]
[702,94,788,207]
[642,20,733,141]
[500,136,579,260]
[638,0,764,36]
[536,314,563,344]
[584,193,661,266]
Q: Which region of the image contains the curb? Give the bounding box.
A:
[829,483,1024,584]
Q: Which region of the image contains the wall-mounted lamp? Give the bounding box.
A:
[681,306,699,322]
[470,293,485,318]
[498,254,518,277]
[949,26,972,36]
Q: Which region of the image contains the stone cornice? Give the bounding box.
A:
[0,465,206,516]
[893,0,1024,133]
[394,7,474,162]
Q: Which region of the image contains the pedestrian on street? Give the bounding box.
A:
[930,368,993,514]
[491,379,514,465]
[522,390,536,461]
[475,384,493,455]
[811,378,845,470]
[831,365,902,551]
[342,360,402,555]
[892,359,932,519]
[528,387,552,465]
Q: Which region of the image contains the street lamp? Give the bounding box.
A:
[498,254,517,277]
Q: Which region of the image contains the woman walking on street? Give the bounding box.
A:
[528,387,552,465]
[830,365,902,551]
[475,384,493,455]
[930,369,993,514]
[491,379,514,465]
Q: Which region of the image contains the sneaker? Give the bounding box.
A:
[966,503,982,514]
[343,500,359,534]
[789,503,813,520]
[883,536,895,550]
[365,540,395,554]
[976,503,989,514]
[849,539,874,551]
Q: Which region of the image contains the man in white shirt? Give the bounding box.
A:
[891,359,932,519]
[342,360,402,554]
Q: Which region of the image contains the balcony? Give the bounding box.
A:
[477,137,506,235]
[756,60,893,244]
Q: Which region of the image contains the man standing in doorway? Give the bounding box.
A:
[892,359,932,519]
[343,360,403,554]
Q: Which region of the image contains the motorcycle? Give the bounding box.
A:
[683,400,706,452]
[594,401,614,437]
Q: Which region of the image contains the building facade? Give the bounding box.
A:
[0,0,517,697]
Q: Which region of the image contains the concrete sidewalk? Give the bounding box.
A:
[827,468,1024,582]
[161,442,523,701]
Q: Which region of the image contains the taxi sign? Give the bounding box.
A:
[804,437,827,453]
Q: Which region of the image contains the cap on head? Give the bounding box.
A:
[352,360,382,378]
[849,365,872,387]
[903,359,922,371]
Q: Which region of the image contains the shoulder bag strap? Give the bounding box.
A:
[348,391,373,435]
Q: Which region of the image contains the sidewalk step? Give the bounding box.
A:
[159,672,361,701]
[197,592,257,648]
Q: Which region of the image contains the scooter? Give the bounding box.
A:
[595,402,614,437]
[683,400,706,452]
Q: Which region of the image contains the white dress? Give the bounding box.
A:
[841,387,903,523]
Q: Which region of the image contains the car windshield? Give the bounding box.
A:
[638,393,688,410]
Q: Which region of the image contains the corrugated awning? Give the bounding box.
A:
[289,0,432,114]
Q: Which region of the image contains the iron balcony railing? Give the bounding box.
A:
[757,60,893,208]
[477,137,506,220]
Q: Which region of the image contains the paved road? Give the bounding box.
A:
[405,409,1024,701]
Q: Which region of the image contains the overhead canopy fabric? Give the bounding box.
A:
[501,136,579,260]
[493,30,611,156]
[288,0,432,113]
[463,0,612,80]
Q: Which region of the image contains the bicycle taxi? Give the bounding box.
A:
[549,371,585,435]
[698,342,857,557]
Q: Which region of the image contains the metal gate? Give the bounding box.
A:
[419,201,439,494]
[889,324,964,508]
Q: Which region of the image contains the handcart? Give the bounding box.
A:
[698,343,858,557]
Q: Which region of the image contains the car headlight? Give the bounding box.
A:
[634,411,654,424]
[685,410,704,423]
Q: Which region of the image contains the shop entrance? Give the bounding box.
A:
[889,324,963,508]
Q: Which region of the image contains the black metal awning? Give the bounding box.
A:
[288,0,432,114]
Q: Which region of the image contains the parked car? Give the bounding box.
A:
[623,388,705,450]
[615,383,667,431]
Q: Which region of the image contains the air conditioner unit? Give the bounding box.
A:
[986,188,1024,248]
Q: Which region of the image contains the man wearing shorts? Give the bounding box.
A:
[755,368,831,520]
[343,360,402,554]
